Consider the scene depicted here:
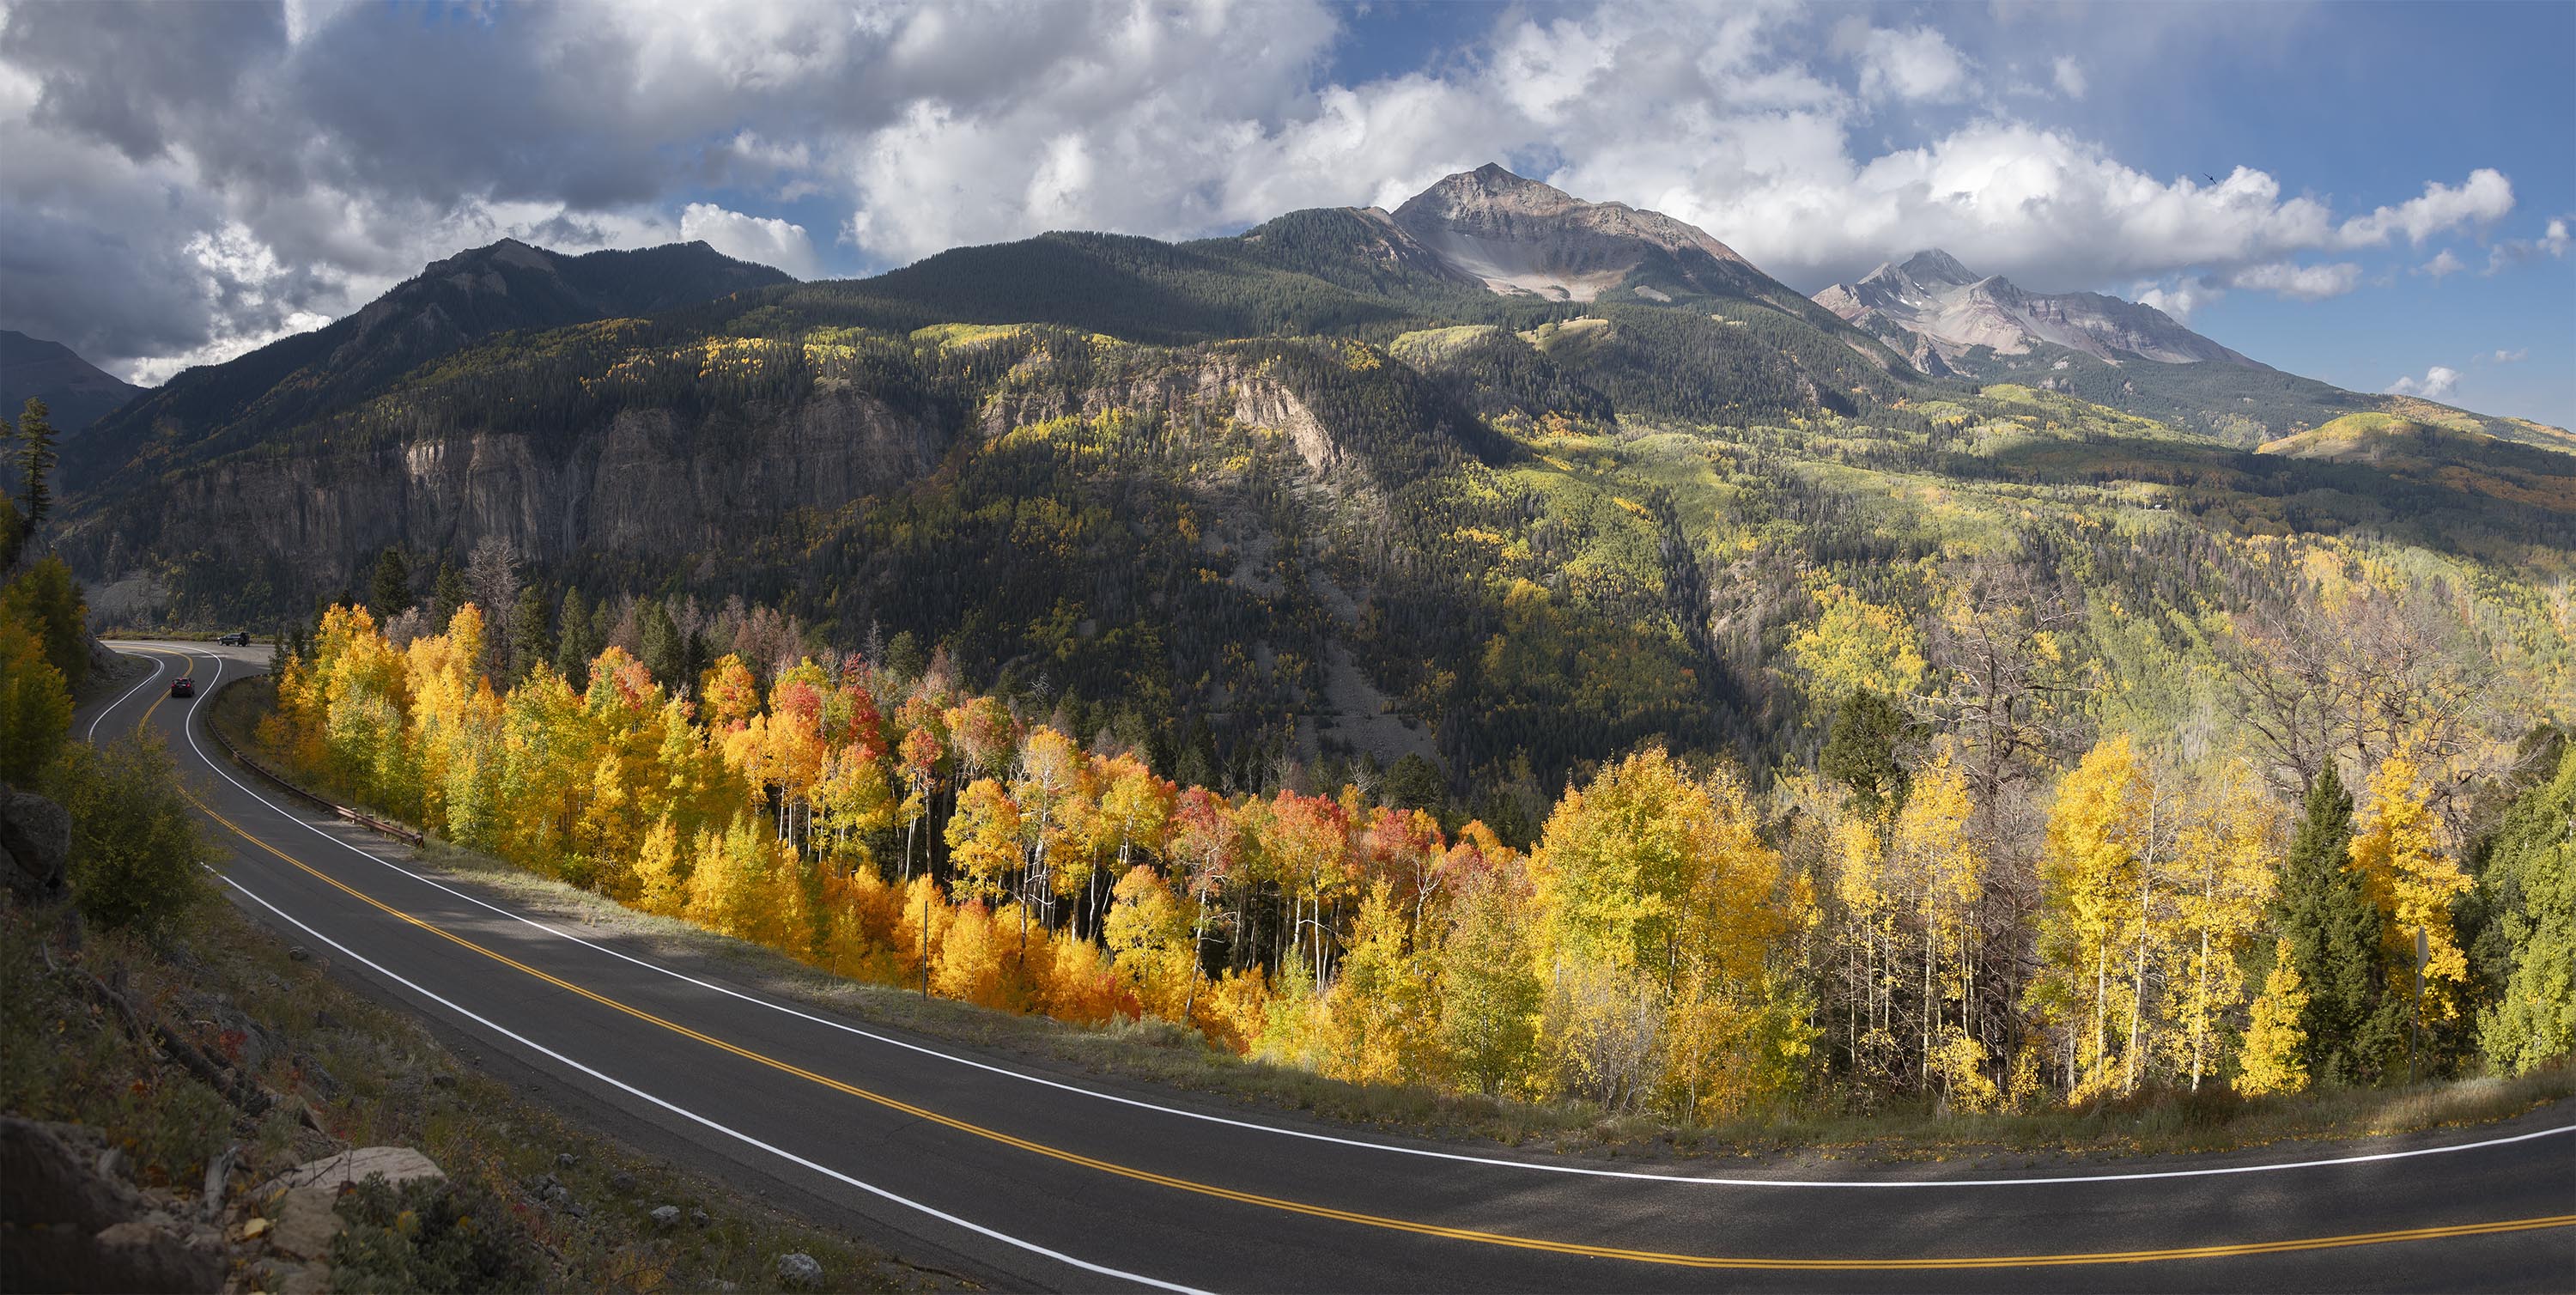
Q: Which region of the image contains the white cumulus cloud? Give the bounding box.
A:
[678,203,819,278]
[2226,260,2362,301]
[2385,365,2460,399]
[2132,278,2220,323]
[1832,19,1977,102]
[2416,249,2464,281]
[2050,56,2087,100]
[2335,169,2513,246]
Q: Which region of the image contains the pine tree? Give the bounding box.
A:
[509,584,554,684]
[554,588,594,686]
[2473,745,2576,1074]
[431,561,468,628]
[368,547,413,617]
[2266,766,2396,1086]
[1820,689,1913,814]
[12,398,58,536]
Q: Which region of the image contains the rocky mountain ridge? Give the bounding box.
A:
[1814,248,2258,370]
[1376,163,1764,302]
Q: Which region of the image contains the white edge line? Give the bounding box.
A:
[143,646,2576,1191]
[88,648,168,744]
[209,864,1205,1295]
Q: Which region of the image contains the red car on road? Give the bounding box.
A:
[168,678,193,698]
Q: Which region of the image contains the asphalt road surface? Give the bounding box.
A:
[86,641,2576,1292]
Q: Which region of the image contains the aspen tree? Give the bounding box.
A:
[2237,939,2310,1097]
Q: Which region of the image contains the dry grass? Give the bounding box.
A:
[2,896,948,1292]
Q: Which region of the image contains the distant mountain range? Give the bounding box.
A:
[0,329,142,433]
[42,166,2573,794]
[1812,248,2567,454]
[1814,248,2256,373]
[58,240,791,494]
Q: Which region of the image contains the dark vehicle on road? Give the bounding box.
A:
[217,631,251,646]
[168,677,194,698]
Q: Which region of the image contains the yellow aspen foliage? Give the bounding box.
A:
[687,817,783,945]
[1434,865,1543,1097]
[890,874,951,984]
[2161,775,2276,1089]
[1931,1026,1999,1114]
[1037,932,1121,1025]
[1317,881,1443,1087]
[1103,865,1195,1021]
[699,654,761,729]
[933,902,1010,1009]
[2348,748,2472,1022]
[944,777,1022,904]
[1787,583,1928,700]
[1193,967,1270,1055]
[632,815,689,917]
[1832,811,1900,1082]
[1892,754,1984,1090]
[2032,735,2158,1097]
[2237,939,2311,1097]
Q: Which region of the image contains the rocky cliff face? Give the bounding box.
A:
[1815,249,2259,371]
[61,344,1397,609]
[70,387,945,595]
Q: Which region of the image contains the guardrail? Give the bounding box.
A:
[199,678,428,848]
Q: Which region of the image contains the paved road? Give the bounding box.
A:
[88,641,2576,1292]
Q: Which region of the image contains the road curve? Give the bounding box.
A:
[89,641,2576,1292]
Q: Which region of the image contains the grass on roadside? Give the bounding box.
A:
[1,894,944,1292]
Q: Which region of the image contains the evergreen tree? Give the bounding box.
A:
[368,547,413,617]
[554,588,594,685]
[884,629,926,684]
[2265,766,2397,1085]
[639,599,686,690]
[2471,744,2576,1074]
[11,398,57,537]
[509,584,555,685]
[431,561,469,627]
[1384,753,1446,817]
[1820,689,1913,814]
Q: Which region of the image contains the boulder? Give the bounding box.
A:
[0,1116,225,1292]
[777,1251,824,1289]
[266,1186,341,1261]
[257,1146,445,1198]
[0,787,71,903]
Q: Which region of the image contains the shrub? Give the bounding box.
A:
[0,618,70,783]
[0,557,88,693]
[43,738,210,943]
[331,1174,545,1293]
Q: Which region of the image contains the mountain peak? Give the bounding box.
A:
[1386,164,1756,302]
[0,329,143,431]
[1397,165,1584,223]
[1895,248,1977,286]
[1817,252,2254,372]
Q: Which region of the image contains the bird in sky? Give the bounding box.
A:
[2203,173,2220,185]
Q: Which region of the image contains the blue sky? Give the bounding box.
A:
[2,0,2567,426]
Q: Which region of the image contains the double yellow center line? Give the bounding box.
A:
[132,648,2576,1272]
